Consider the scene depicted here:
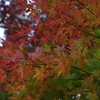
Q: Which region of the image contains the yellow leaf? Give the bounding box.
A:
[19,45,23,52]
[33,66,49,83]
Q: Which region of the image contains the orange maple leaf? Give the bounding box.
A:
[33,66,49,83]
[55,59,71,77]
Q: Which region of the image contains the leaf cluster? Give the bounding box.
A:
[0,0,100,100]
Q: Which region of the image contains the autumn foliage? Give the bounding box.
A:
[0,0,100,99]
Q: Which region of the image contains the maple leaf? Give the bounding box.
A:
[94,48,100,58]
[59,5,68,14]
[17,66,24,79]
[26,95,32,100]
[7,50,24,62]
[81,76,93,88]
[54,45,65,52]
[28,47,43,59]
[23,67,33,78]
[43,43,51,52]
[10,69,20,80]
[33,66,49,83]
[72,88,83,94]
[86,92,98,100]
[91,70,100,77]
[5,84,12,92]
[0,69,7,82]
[55,59,71,77]
[28,52,41,58]
[1,0,100,99]
[0,60,8,69]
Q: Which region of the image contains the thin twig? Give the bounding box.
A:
[72,23,100,39]
[76,0,97,18]
[67,78,83,80]
[72,66,91,75]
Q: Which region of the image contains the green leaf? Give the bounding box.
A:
[91,70,100,77]
[67,73,75,79]
[94,48,100,58]
[43,43,51,52]
[45,89,55,100]
[95,28,100,36]
[0,91,8,100]
[20,90,28,99]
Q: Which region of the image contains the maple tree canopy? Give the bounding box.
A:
[0,0,100,100]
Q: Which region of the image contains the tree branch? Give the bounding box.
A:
[76,0,97,18]
[72,66,91,76]
[67,78,83,80]
[72,23,100,39]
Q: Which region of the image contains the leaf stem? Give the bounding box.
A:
[72,66,91,75]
